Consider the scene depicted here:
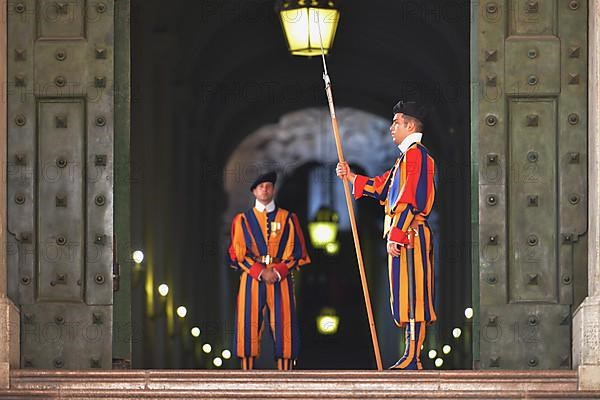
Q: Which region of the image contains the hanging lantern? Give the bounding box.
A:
[308,206,339,248]
[316,307,340,335]
[276,0,340,56]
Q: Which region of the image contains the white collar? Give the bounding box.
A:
[254,199,276,213]
[398,132,423,154]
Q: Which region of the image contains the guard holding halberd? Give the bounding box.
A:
[336,100,437,370]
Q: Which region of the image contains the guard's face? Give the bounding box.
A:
[390,113,414,146]
[252,182,274,204]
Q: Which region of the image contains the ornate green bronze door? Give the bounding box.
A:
[6,0,122,369]
[475,0,588,369]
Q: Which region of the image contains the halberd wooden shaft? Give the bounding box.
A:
[323,80,383,372]
[315,9,382,371]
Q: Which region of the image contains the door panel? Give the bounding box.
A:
[37,99,85,302]
[7,0,115,369]
[476,0,587,369]
[508,99,557,303]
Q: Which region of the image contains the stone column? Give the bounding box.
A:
[573,0,600,390]
[0,1,21,389]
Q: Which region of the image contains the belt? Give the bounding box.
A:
[411,215,427,224]
[383,214,428,238]
[258,255,281,265]
[409,215,430,235]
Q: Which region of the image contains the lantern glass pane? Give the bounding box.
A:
[280,8,310,52]
[308,8,338,51]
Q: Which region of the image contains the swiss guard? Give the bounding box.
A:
[227,171,311,370]
[336,101,436,370]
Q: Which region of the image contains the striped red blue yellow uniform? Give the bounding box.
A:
[228,207,310,369]
[353,142,436,370]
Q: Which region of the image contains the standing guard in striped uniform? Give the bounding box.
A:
[228,171,311,370]
[336,101,436,370]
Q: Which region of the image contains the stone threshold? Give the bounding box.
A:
[1,370,599,399]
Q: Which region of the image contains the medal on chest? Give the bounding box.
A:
[270,221,281,237]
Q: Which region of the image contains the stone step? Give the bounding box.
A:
[1,370,599,399]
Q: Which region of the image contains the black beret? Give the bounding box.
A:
[392,100,428,122]
[250,171,277,191]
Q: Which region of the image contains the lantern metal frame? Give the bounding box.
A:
[276,0,340,56]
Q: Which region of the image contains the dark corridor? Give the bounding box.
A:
[130,0,472,369]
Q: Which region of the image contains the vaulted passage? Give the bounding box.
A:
[130,0,471,369]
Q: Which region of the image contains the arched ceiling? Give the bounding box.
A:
[157,0,471,166]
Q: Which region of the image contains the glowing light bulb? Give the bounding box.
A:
[464,307,474,319]
[190,327,200,337]
[317,315,339,335]
[428,349,437,359]
[452,328,462,338]
[435,358,444,367]
[222,350,231,359]
[443,345,452,354]
[213,357,223,367]
[158,284,169,297]
[176,306,187,318]
[132,250,144,264]
[202,343,212,353]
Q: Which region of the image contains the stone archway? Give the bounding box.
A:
[219,107,397,358]
[222,107,396,227]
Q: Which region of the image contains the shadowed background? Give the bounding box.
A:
[130,0,471,369]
